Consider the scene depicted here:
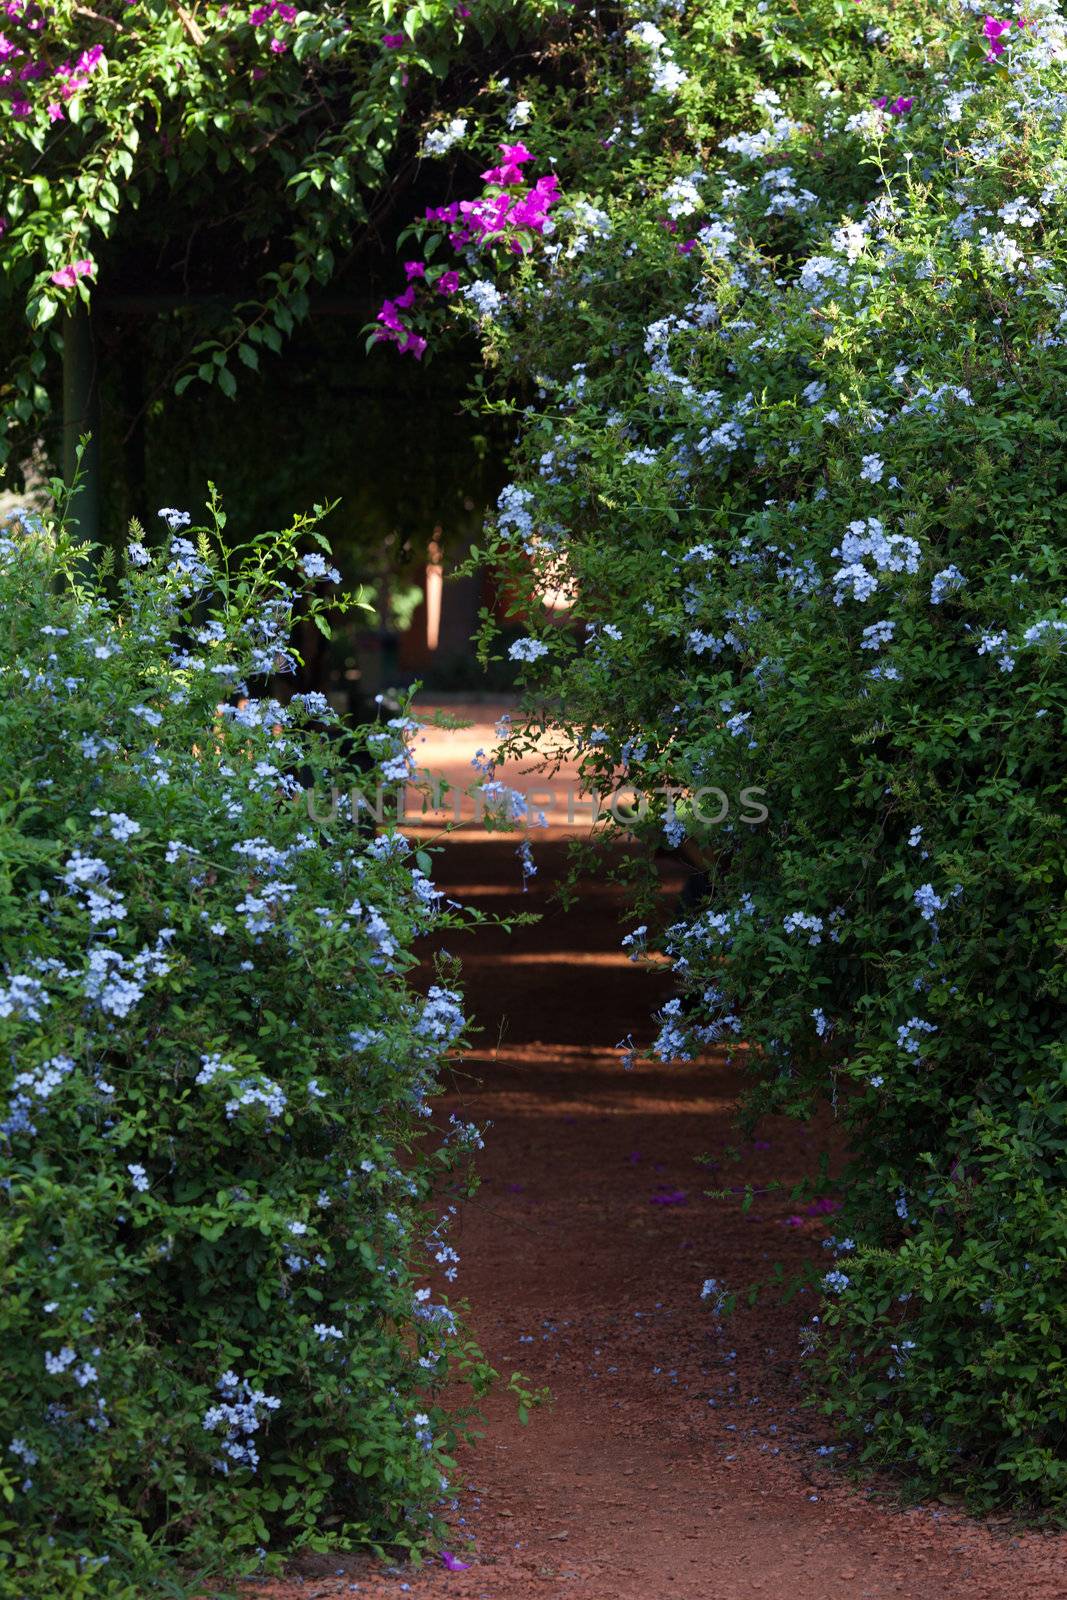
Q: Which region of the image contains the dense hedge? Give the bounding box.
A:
[0,503,488,1594]
[384,0,1067,1509]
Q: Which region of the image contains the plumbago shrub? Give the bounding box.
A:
[382,1,1067,1507]
[0,502,489,1594]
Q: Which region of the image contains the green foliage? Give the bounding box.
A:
[0,0,573,468]
[429,0,1067,1511]
[0,499,490,1590]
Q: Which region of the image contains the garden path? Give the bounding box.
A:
[254,707,1067,1600]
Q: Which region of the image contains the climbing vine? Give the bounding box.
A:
[0,0,573,467]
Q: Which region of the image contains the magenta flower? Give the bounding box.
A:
[269,36,287,53]
[873,94,913,116]
[981,14,1024,59]
[425,201,460,224]
[403,260,426,279]
[436,270,460,295]
[481,140,535,186]
[50,258,95,288]
[46,99,63,121]
[382,32,404,47]
[376,297,406,335]
[441,1552,471,1571]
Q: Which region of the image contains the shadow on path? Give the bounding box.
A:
[255,715,1066,1600]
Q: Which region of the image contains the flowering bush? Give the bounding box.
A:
[380,0,1067,1508]
[0,501,489,1592]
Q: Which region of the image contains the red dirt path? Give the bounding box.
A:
[252,711,1067,1600]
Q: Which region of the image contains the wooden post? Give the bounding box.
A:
[62,307,101,544]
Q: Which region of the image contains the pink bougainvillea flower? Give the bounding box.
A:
[50,258,95,288]
[46,99,63,121]
[889,95,913,115]
[803,1197,841,1216]
[441,1551,471,1571]
[250,0,295,21]
[398,332,427,358]
[480,161,518,186]
[403,260,426,279]
[382,32,404,47]
[269,36,287,53]
[436,269,460,294]
[782,1215,805,1228]
[481,140,536,185]
[53,47,105,99]
[982,15,1016,56]
[508,172,559,231]
[9,95,30,117]
[376,297,406,334]
[677,238,696,255]
[873,94,913,116]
